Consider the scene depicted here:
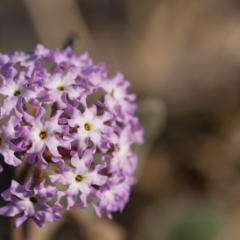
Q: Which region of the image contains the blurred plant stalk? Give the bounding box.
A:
[23,0,94,54]
[134,98,167,178]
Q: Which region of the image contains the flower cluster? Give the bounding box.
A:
[0,45,143,227]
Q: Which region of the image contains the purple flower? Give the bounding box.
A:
[107,125,138,174]
[42,69,84,109]
[67,104,112,152]
[0,179,60,227]
[0,45,143,227]
[25,107,70,169]
[34,44,50,58]
[50,149,107,209]
[0,116,23,167]
[0,53,10,68]
[93,174,136,219]
[100,72,137,119]
[0,71,40,118]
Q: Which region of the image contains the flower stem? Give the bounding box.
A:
[11,217,23,240]
[30,165,41,189]
[16,162,31,185]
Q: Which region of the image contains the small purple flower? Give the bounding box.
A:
[100,72,137,118]
[0,71,40,118]
[67,104,112,152]
[50,149,107,209]
[42,69,86,109]
[0,116,23,167]
[0,53,10,68]
[0,178,60,227]
[34,44,50,58]
[93,174,136,219]
[107,125,137,174]
[24,107,70,169]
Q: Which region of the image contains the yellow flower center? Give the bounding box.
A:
[110,89,114,98]
[75,175,83,182]
[39,131,47,140]
[0,137,3,146]
[29,197,38,204]
[84,123,91,131]
[13,90,21,96]
[56,86,64,91]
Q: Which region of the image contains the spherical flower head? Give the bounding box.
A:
[0,44,144,227]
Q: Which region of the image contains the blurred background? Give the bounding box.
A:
[2,0,240,239]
